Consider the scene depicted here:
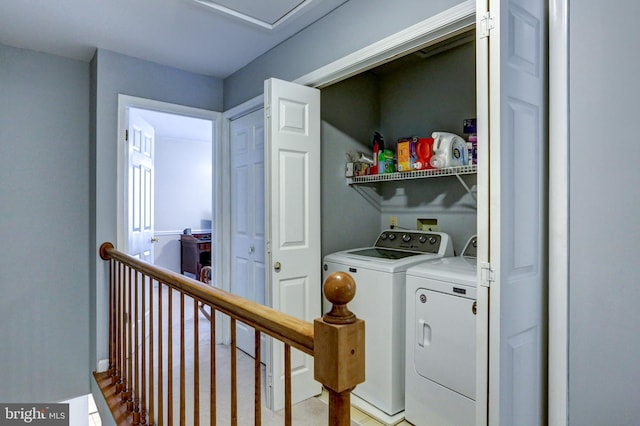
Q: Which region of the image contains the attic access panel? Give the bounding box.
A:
[191,0,343,30]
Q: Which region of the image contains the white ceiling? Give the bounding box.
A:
[0,0,349,78]
[134,108,213,142]
[192,0,321,28]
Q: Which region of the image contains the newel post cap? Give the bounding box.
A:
[314,271,365,393]
[323,271,357,324]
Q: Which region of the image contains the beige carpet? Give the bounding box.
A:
[139,286,357,425]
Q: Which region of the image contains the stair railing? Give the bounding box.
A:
[95,242,364,426]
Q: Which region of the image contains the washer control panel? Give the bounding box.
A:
[461,235,478,258]
[374,230,442,254]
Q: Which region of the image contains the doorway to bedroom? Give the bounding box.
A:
[116,95,221,282]
[137,107,213,273]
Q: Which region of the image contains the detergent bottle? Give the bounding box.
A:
[430,132,468,168]
[413,137,433,170]
[371,131,384,175]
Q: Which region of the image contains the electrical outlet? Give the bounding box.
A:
[389,216,398,227]
[417,218,438,231]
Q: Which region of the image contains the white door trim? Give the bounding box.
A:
[295,0,475,88]
[117,95,222,251]
[116,95,223,342]
[548,0,569,424]
[474,1,490,424]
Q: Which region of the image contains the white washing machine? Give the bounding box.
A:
[323,230,454,423]
[404,235,477,426]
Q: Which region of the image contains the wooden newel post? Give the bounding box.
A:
[99,242,114,260]
[314,272,365,426]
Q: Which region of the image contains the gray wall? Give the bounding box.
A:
[377,41,476,252]
[377,41,476,144]
[226,0,470,257]
[0,44,90,402]
[320,40,476,255]
[154,136,212,233]
[321,72,380,255]
[91,49,224,369]
[223,0,466,109]
[569,1,640,424]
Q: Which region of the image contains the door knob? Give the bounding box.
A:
[151,237,159,243]
[248,246,255,254]
[274,261,281,272]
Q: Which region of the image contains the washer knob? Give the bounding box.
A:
[388,233,396,241]
[419,235,427,243]
[380,233,388,240]
[429,236,437,244]
[402,233,411,242]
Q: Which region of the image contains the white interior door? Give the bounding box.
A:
[230,108,267,359]
[479,0,548,424]
[264,78,322,411]
[127,108,155,262]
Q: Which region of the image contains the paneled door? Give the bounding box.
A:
[230,108,266,358]
[476,0,548,424]
[264,78,322,411]
[127,108,155,262]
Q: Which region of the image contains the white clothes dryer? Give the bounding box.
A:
[404,235,478,426]
[323,230,454,423]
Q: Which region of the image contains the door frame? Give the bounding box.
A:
[116,95,223,342]
[548,0,569,424]
[219,0,478,400]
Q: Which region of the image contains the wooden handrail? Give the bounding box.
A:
[100,242,314,355]
[96,242,365,426]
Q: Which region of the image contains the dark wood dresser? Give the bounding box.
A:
[180,233,211,277]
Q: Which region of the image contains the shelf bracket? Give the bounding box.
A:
[455,173,477,202]
[350,185,382,210]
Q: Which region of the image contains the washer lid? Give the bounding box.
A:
[407,256,477,287]
[324,249,448,273]
[346,247,425,260]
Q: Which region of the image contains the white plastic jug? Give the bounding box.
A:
[430,132,468,168]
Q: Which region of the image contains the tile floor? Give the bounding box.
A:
[352,409,413,426]
[88,394,102,426]
[316,391,413,426]
[89,390,413,426]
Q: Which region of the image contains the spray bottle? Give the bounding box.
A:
[371,131,384,175]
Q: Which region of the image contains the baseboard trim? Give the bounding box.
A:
[97,358,109,373]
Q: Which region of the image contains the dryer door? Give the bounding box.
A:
[413,287,476,400]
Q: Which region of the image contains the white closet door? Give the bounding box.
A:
[127,108,155,263]
[478,0,548,424]
[264,78,322,411]
[230,109,266,358]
